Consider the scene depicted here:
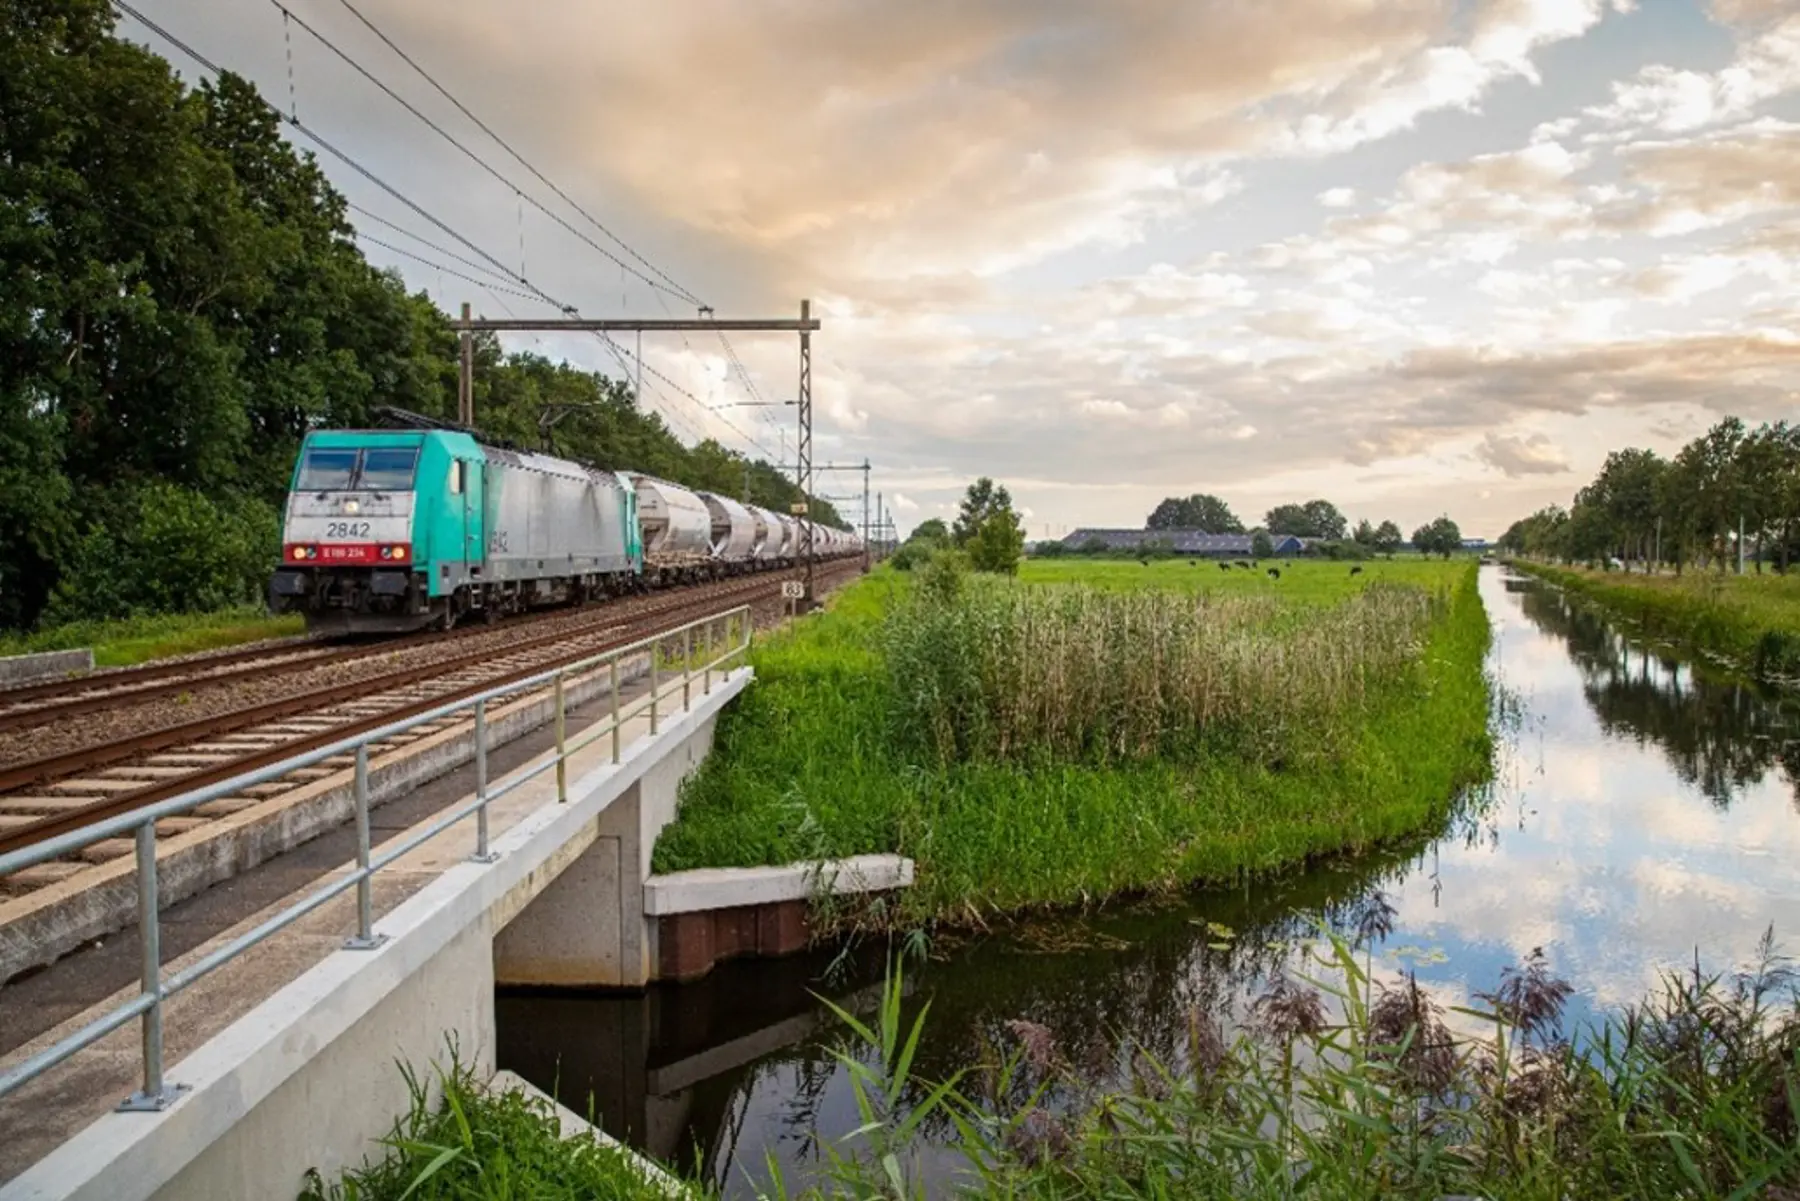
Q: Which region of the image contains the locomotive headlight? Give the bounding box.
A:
[343,500,360,514]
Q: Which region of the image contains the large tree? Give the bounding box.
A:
[1412,516,1464,559]
[954,477,1013,546]
[1265,499,1347,540]
[954,478,1023,573]
[1146,493,1243,532]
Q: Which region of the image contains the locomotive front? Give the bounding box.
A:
[269,431,465,633]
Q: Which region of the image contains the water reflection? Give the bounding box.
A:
[1516,582,1800,809]
[498,566,1800,1196]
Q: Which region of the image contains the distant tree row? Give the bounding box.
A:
[0,4,841,630]
[1143,494,1418,550]
[1498,418,1800,573]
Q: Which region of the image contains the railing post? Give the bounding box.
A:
[683,625,693,711]
[554,670,568,803]
[345,745,386,950]
[703,618,713,695]
[117,822,183,1111]
[610,658,621,763]
[471,699,497,863]
[650,638,660,735]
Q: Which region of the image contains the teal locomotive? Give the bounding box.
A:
[270,423,846,634]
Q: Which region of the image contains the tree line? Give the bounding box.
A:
[1498,417,1800,572]
[1134,493,1462,557]
[0,2,840,632]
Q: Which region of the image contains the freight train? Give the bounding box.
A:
[269,424,861,634]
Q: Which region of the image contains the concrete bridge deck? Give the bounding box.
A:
[0,664,747,1200]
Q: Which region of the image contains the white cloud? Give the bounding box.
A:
[892,492,920,512]
[1318,186,1358,208]
[1476,432,1575,476]
[1587,13,1800,132]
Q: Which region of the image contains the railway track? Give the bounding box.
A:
[0,565,837,735]
[0,563,858,880]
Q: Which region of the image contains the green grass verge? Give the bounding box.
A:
[300,1059,686,1201]
[0,606,304,668]
[1510,559,1800,678]
[653,561,1492,925]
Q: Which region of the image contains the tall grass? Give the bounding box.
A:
[1513,559,1800,679]
[299,1054,686,1201]
[884,578,1438,767]
[796,930,1800,1200]
[653,562,1492,926]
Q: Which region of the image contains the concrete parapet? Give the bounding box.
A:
[0,670,748,1201]
[646,856,914,982]
[0,654,648,985]
[0,649,92,687]
[644,854,914,915]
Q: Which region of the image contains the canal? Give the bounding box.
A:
[497,564,1800,1195]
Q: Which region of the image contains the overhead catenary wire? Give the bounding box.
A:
[327,0,703,308]
[352,234,543,304]
[113,0,782,464]
[258,0,697,305]
[315,0,788,454]
[347,202,526,290]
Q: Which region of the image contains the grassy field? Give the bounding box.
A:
[1511,560,1800,678]
[0,606,304,668]
[1020,555,1463,597]
[653,557,1491,925]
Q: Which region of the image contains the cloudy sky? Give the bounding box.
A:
[128,0,1800,539]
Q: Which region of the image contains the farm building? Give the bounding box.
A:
[1059,529,1304,556]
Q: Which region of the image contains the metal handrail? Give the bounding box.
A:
[0,605,753,1110]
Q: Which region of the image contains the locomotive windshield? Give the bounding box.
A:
[359,447,419,490]
[296,446,420,492]
[297,448,357,491]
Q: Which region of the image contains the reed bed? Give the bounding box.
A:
[653,561,1492,924]
[314,927,1800,1198]
[883,580,1440,767]
[793,930,1800,1200]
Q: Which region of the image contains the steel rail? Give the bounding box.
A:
[0,576,791,855]
[0,562,814,730]
[0,571,796,797]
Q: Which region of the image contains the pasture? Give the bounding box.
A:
[1019,555,1468,601]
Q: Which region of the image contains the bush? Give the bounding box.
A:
[45,483,280,624]
[914,548,970,604]
[889,537,939,572]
